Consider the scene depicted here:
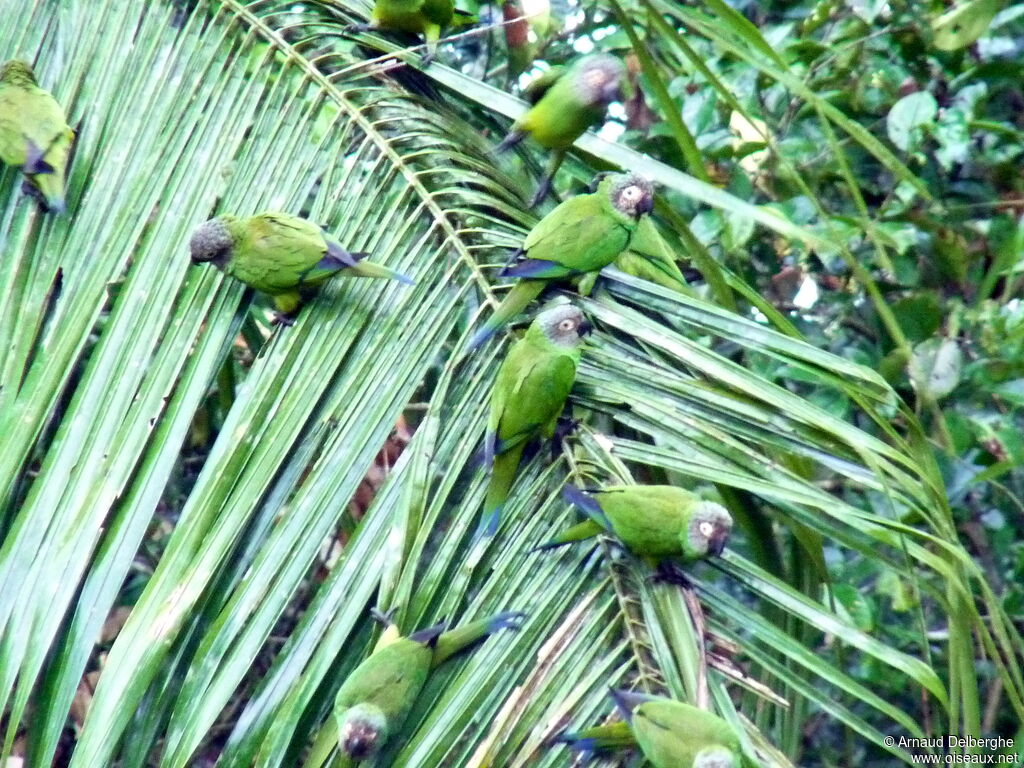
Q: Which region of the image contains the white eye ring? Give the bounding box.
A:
[698,521,714,538]
[559,319,575,331]
[623,186,641,200]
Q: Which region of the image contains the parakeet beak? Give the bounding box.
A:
[636,194,654,217]
[577,320,593,337]
[708,527,730,557]
[602,80,623,104]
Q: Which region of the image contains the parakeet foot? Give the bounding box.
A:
[529,176,553,208]
[652,561,693,588]
[20,180,45,207]
[344,23,372,33]
[271,312,297,327]
[419,50,436,67]
[370,607,397,627]
[550,417,580,459]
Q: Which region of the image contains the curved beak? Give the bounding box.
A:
[636,194,655,217]
[602,80,623,104]
[577,320,594,337]
[708,527,730,557]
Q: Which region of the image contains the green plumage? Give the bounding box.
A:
[470,173,652,348]
[365,0,474,61]
[615,216,694,296]
[189,211,412,323]
[630,696,742,768]
[305,611,523,768]
[496,55,625,205]
[559,690,742,768]
[0,60,74,213]
[543,484,733,566]
[481,304,589,533]
[507,54,623,150]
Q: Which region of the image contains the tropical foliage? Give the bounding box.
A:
[0,0,1021,767]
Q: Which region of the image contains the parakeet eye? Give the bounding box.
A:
[698,520,714,538]
[558,319,576,331]
[622,186,642,202]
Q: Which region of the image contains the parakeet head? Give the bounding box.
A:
[576,54,626,107]
[534,304,591,347]
[189,216,235,268]
[606,173,655,220]
[684,502,733,558]
[694,745,741,768]
[0,59,37,85]
[337,704,389,761]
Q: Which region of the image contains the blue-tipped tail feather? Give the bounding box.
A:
[487,610,527,633]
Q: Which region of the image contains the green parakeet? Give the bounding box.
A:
[0,59,74,213]
[540,484,733,572]
[559,689,743,768]
[496,54,625,206]
[469,172,652,349]
[351,0,476,64]
[615,215,695,296]
[190,211,412,324]
[304,609,524,768]
[481,303,590,534]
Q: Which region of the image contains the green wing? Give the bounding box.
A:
[635,700,741,768]
[593,486,698,560]
[522,65,566,105]
[227,213,331,295]
[523,194,630,272]
[490,344,577,452]
[333,639,433,721]
[0,81,69,167]
[421,0,454,26]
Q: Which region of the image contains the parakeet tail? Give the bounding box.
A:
[467,280,545,350]
[431,611,525,667]
[477,442,525,537]
[346,258,415,285]
[555,721,637,750]
[533,519,604,551]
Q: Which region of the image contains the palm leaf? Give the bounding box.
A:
[0,2,1019,768]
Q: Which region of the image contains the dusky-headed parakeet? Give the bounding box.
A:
[558,689,743,768]
[190,211,412,325]
[303,608,524,768]
[481,303,590,534]
[541,484,732,576]
[350,0,475,64]
[0,59,74,213]
[615,215,694,296]
[469,172,652,350]
[497,54,625,206]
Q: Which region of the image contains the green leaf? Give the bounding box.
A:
[932,0,1007,51]
[910,338,964,401]
[887,92,938,153]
